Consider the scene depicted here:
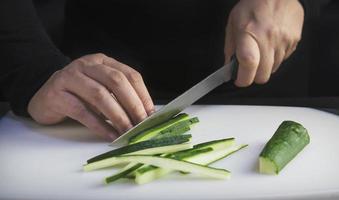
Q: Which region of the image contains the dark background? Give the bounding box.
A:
[0,1,338,117]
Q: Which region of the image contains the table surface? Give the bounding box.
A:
[0,105,339,200]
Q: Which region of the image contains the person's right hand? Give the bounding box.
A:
[28,53,155,141]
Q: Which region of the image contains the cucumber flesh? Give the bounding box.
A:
[135,144,247,184]
[193,138,235,150]
[87,134,192,164]
[259,157,277,175]
[84,142,192,171]
[128,113,190,144]
[98,155,231,180]
[259,121,310,175]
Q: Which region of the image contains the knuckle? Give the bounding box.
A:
[266,25,280,39]
[238,53,258,68]
[73,58,88,66]
[53,70,68,86]
[45,88,57,100]
[90,53,107,62]
[108,70,126,86]
[127,70,143,84]
[91,87,107,102]
[69,104,87,119]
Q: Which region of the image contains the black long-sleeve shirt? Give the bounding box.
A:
[0,0,334,117]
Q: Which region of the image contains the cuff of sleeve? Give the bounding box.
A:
[8,52,70,117]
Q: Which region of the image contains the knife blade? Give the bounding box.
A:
[110,58,238,146]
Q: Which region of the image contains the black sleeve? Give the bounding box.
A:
[299,0,332,20]
[0,0,70,117]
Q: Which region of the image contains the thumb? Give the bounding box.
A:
[235,33,260,87]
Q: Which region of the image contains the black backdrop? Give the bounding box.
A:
[1,1,338,117]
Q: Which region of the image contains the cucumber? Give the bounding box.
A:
[135,143,247,184]
[152,117,199,139]
[84,142,192,171]
[193,138,235,150]
[104,163,143,184]
[87,134,192,164]
[128,113,190,144]
[93,155,231,179]
[153,124,191,139]
[134,138,235,177]
[259,121,310,175]
[125,143,192,156]
[105,148,213,184]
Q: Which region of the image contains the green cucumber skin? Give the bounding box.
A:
[87,134,192,163]
[128,113,190,144]
[259,121,310,174]
[105,163,143,184]
[115,155,230,179]
[135,139,243,177]
[136,139,236,175]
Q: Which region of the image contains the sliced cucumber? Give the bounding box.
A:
[193,138,235,150]
[84,142,192,171]
[95,155,230,180]
[87,134,192,164]
[259,121,310,175]
[128,113,190,144]
[125,143,192,156]
[135,144,247,184]
[105,163,143,184]
[135,148,214,176]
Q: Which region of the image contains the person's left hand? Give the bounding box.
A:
[224,0,304,87]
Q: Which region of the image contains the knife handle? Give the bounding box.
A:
[230,55,239,80]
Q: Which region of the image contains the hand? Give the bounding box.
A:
[225,0,304,87]
[28,53,155,141]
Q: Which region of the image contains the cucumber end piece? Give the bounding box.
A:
[259,157,278,175]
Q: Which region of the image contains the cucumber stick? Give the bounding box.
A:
[128,113,190,144]
[135,138,235,176]
[104,163,143,184]
[104,148,213,184]
[93,155,231,179]
[87,134,192,164]
[259,121,310,175]
[152,117,199,139]
[84,142,192,171]
[135,144,247,184]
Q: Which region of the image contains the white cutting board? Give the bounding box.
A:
[0,105,339,200]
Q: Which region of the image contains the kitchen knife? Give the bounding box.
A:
[111,57,238,146]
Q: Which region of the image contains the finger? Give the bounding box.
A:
[83,64,148,124]
[235,33,260,87]
[58,91,118,141]
[63,72,133,133]
[284,42,298,60]
[254,44,275,84]
[103,58,155,116]
[272,49,286,73]
[224,21,235,64]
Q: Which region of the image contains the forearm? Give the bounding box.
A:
[0,0,70,116]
